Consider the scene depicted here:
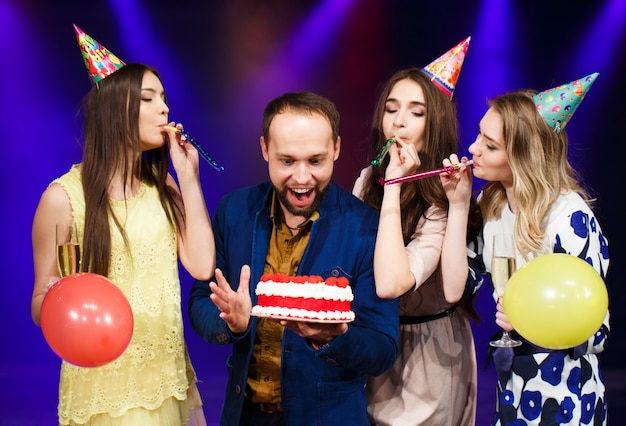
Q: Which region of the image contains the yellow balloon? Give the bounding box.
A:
[503,253,608,349]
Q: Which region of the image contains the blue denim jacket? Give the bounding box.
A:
[189,181,399,425]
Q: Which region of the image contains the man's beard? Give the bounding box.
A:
[275,184,328,219]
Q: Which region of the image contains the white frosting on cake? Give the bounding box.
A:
[251,305,355,322]
[255,279,353,301]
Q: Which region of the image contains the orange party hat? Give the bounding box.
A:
[73,24,125,85]
[421,36,471,99]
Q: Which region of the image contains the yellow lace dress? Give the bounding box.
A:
[52,166,205,425]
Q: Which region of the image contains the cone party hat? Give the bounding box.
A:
[421,36,471,99]
[533,72,599,132]
[73,24,125,85]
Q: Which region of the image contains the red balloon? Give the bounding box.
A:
[41,273,134,367]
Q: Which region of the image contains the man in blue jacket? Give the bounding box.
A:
[189,91,399,425]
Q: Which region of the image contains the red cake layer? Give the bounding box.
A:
[256,294,351,312]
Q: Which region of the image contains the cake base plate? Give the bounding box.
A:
[251,311,354,324]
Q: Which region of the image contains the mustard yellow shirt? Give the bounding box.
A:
[247,193,319,404]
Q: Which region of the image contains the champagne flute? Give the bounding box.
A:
[489,233,522,348]
[56,221,81,277]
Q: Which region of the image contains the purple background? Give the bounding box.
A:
[2,0,625,424]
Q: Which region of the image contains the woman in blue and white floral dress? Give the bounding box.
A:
[441,86,610,425]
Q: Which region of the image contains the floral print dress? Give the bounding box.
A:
[482,191,610,425]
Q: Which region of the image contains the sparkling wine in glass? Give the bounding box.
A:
[56,222,81,277]
[489,233,522,348]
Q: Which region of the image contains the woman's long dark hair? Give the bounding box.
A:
[361,68,458,243]
[81,63,183,276]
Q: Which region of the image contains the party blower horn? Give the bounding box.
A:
[164,126,224,171]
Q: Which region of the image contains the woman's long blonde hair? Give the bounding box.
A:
[479,90,591,259]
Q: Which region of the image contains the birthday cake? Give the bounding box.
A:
[251,273,355,322]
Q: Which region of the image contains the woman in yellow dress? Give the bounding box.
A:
[30,27,215,425]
